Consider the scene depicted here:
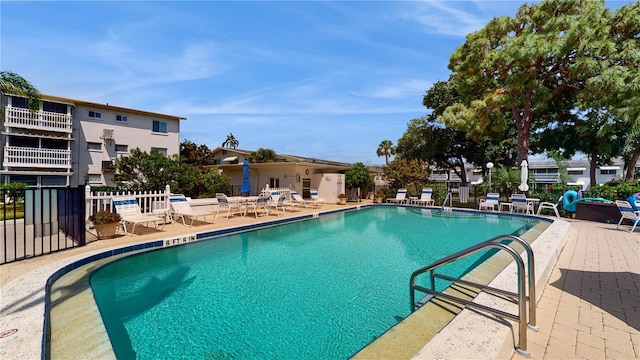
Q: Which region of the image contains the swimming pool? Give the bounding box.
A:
[90,206,539,359]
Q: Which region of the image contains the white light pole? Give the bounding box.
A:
[486,162,494,191]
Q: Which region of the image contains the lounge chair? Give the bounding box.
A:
[386,188,408,204]
[537,196,562,217]
[290,191,314,208]
[615,200,640,232]
[246,193,271,217]
[268,191,287,216]
[112,196,163,235]
[310,189,326,206]
[169,195,216,226]
[413,188,435,206]
[510,194,534,214]
[479,193,500,211]
[216,193,243,219]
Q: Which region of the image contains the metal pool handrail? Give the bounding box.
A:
[409,234,537,357]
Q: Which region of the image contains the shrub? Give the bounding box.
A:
[89,210,121,224]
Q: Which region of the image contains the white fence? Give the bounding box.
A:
[85,185,172,220]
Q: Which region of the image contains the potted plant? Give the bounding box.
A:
[89,210,122,239]
[375,189,386,203]
[337,193,347,205]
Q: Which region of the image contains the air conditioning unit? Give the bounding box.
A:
[102,160,115,172]
[102,128,114,140]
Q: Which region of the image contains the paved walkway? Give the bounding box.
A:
[513,220,639,359]
[1,207,638,359]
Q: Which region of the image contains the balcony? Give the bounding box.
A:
[429,174,448,181]
[4,106,73,133]
[3,146,71,169]
[531,174,559,183]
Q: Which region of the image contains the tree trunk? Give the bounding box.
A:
[514,108,532,166]
[625,152,639,181]
[589,150,598,188]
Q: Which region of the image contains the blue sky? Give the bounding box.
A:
[1,1,633,165]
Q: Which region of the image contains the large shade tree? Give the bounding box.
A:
[0,71,41,112]
[440,0,639,166]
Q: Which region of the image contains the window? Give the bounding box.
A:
[116,115,128,122]
[567,170,583,175]
[41,176,67,186]
[151,147,167,156]
[43,101,67,114]
[269,177,280,188]
[115,144,128,152]
[11,97,28,109]
[600,169,617,175]
[152,120,167,133]
[87,142,102,151]
[88,174,102,184]
[88,110,102,119]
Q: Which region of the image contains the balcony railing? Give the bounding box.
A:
[3,146,71,168]
[429,174,449,181]
[531,174,559,183]
[4,106,73,133]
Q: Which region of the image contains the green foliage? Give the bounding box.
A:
[222,133,239,149]
[0,182,27,203]
[382,158,430,192]
[0,71,41,112]
[90,185,119,192]
[249,148,278,163]
[196,168,232,198]
[584,180,640,201]
[345,162,374,193]
[376,140,396,165]
[180,140,215,166]
[491,166,521,197]
[337,193,347,199]
[89,210,121,224]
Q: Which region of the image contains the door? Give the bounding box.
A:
[302,178,311,198]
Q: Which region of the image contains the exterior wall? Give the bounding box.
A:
[74,104,181,187]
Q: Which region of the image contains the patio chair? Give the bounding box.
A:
[169,195,215,226]
[216,193,243,219]
[246,193,271,217]
[615,200,640,232]
[537,196,562,217]
[268,191,287,216]
[386,188,408,204]
[112,196,163,235]
[413,188,435,206]
[479,193,500,211]
[510,194,534,214]
[310,189,326,206]
[290,191,314,208]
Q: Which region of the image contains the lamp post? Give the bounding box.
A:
[486,162,494,192]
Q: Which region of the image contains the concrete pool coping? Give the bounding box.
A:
[0,204,567,359]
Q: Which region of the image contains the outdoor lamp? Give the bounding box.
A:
[486,162,494,191]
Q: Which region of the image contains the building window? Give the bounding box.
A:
[600,169,617,175]
[115,144,128,152]
[43,101,67,114]
[116,115,128,122]
[567,170,583,175]
[87,142,102,151]
[88,174,102,183]
[11,97,28,109]
[152,120,167,133]
[88,110,102,119]
[269,177,280,188]
[151,147,167,156]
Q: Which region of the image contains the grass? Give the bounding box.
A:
[0,204,25,220]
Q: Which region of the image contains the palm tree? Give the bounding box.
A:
[0,71,41,112]
[222,133,239,149]
[376,140,396,165]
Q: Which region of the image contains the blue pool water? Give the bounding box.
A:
[90,207,539,359]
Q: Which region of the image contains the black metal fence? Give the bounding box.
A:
[1,186,85,265]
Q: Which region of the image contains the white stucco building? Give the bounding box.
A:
[1,93,184,188]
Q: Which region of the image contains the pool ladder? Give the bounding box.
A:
[409,235,537,357]
[440,191,453,211]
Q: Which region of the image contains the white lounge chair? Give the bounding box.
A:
[169,195,215,226]
[386,188,408,204]
[290,191,314,208]
[615,200,640,232]
[246,193,271,217]
[479,193,500,211]
[310,189,326,206]
[537,196,562,217]
[413,188,435,206]
[268,191,287,216]
[510,194,534,214]
[216,193,243,219]
[112,196,163,235]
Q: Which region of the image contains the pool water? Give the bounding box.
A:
[90,207,538,359]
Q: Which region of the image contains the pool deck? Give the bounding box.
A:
[0,203,638,359]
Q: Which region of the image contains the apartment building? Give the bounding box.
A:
[1,93,184,188]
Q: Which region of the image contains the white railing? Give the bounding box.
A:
[3,146,71,168]
[531,174,559,183]
[4,106,73,133]
[429,174,448,181]
[85,185,172,220]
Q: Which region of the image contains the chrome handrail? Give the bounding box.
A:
[409,234,536,357]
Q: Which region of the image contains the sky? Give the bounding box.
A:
[1,1,634,165]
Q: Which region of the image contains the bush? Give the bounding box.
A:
[89,210,121,224]
[584,180,640,201]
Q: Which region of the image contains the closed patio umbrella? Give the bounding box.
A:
[240,159,251,195]
[518,160,529,192]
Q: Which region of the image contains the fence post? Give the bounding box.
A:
[85,185,91,220]
[165,185,171,209]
